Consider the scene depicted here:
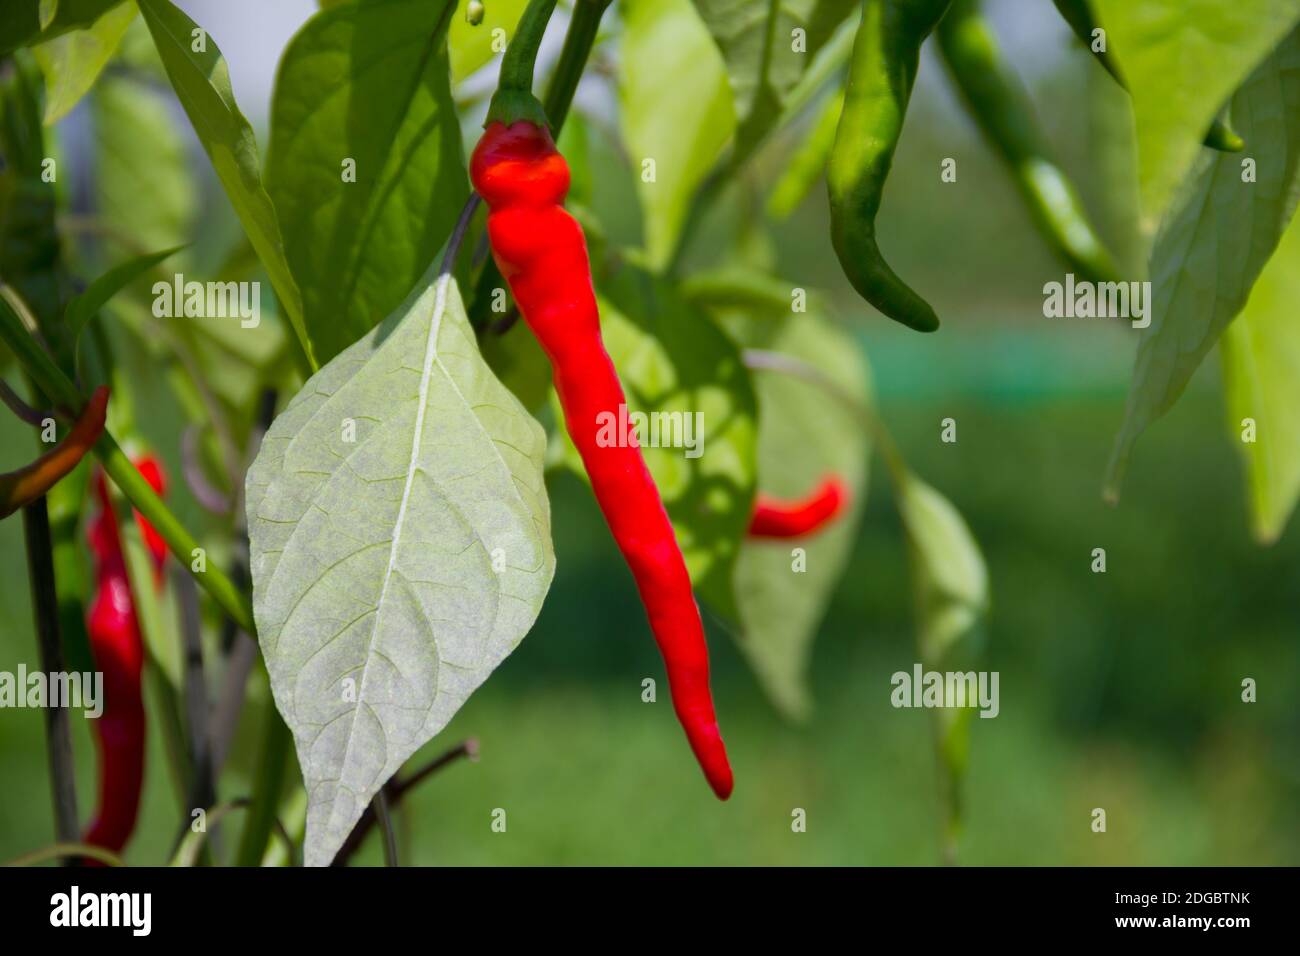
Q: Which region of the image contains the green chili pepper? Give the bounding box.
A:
[827,0,953,333]
[937,0,1119,283]
[1050,0,1243,152]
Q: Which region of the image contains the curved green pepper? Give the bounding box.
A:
[937,0,1120,283]
[826,0,953,333]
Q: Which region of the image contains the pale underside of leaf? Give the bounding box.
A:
[1219,215,1300,543]
[1106,26,1300,498]
[247,272,554,867]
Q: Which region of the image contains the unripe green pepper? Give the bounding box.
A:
[827,0,954,333]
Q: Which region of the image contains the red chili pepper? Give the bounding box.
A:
[748,475,849,539]
[471,119,734,800]
[0,386,108,519]
[83,455,167,856]
[130,454,169,587]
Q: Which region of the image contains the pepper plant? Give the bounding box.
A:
[0,0,1297,868]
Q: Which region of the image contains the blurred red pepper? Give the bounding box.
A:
[748,475,849,539]
[83,454,167,856]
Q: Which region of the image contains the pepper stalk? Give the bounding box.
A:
[484,0,558,128]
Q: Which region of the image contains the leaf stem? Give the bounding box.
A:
[439,194,481,277]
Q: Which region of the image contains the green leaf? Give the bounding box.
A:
[1220,214,1300,543]
[268,0,467,365]
[246,269,555,869]
[39,0,59,31]
[479,316,552,413]
[1095,0,1300,228]
[1106,26,1300,496]
[0,50,67,350]
[136,0,314,370]
[895,470,988,858]
[731,314,870,721]
[0,0,124,55]
[766,87,843,220]
[90,70,196,260]
[64,245,183,353]
[553,262,758,615]
[679,264,815,315]
[618,0,735,270]
[448,0,526,82]
[693,0,853,161]
[31,0,135,125]
[898,474,988,666]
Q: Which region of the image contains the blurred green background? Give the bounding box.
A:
[2,0,1298,865]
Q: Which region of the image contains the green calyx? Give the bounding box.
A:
[483,0,557,129]
[485,89,551,129]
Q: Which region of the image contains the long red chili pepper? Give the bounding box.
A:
[84,454,167,855]
[0,385,108,519]
[469,0,732,799]
[748,475,849,539]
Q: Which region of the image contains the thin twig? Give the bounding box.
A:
[21,498,80,853]
[181,425,232,514]
[211,390,276,770]
[210,634,257,773]
[393,737,480,797]
[330,739,479,866]
[373,790,398,867]
[0,378,51,425]
[5,842,122,868]
[175,567,216,829]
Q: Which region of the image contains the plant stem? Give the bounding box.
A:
[234,699,291,867]
[0,289,256,634]
[176,567,216,831]
[503,0,558,92]
[22,498,80,850]
[0,377,49,424]
[373,790,398,867]
[5,843,123,868]
[468,0,613,327]
[543,0,611,133]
